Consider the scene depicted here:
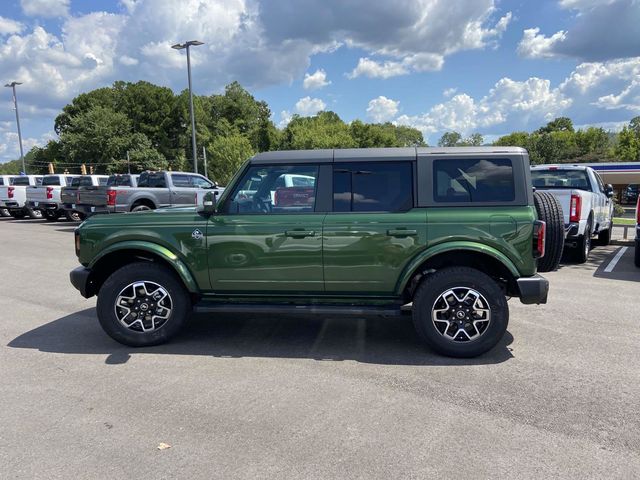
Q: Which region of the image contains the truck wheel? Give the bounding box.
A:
[65,211,82,222]
[597,227,611,246]
[43,210,60,222]
[27,208,43,219]
[131,203,153,212]
[574,219,592,263]
[0,208,10,217]
[9,210,25,219]
[533,191,564,272]
[412,267,509,358]
[96,262,192,347]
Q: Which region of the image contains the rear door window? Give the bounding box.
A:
[434,158,515,203]
[333,161,413,212]
[171,174,192,187]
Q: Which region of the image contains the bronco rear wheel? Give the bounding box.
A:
[96,262,192,347]
[412,267,509,358]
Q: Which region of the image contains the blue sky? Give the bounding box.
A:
[0,0,639,162]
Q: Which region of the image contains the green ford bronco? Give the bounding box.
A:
[70,147,552,357]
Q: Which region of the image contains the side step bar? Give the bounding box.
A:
[194,302,407,317]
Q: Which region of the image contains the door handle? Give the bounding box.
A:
[285,230,316,238]
[387,228,418,237]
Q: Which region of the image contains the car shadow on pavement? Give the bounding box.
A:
[8,308,514,367]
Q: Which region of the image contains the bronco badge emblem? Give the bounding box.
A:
[191,229,203,240]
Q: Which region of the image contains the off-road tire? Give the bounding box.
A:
[412,267,509,358]
[574,218,592,263]
[131,203,153,212]
[65,210,84,222]
[0,208,10,217]
[27,208,43,219]
[96,262,191,347]
[533,190,564,272]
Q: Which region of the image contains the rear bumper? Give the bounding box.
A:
[70,266,94,299]
[75,204,112,215]
[516,274,549,305]
[26,201,59,210]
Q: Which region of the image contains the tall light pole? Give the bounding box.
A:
[4,81,25,174]
[171,40,204,174]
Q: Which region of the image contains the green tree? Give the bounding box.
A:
[575,127,610,158]
[536,117,574,134]
[438,131,462,147]
[207,133,254,185]
[281,111,357,150]
[614,126,639,161]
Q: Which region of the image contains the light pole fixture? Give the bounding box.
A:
[171,40,204,174]
[4,81,25,174]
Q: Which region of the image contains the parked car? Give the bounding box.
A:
[0,175,16,217]
[74,174,139,216]
[634,196,639,268]
[86,170,222,214]
[70,147,554,358]
[26,174,79,221]
[623,184,638,204]
[61,175,109,221]
[0,175,44,219]
[531,165,614,262]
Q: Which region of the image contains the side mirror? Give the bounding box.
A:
[605,184,614,198]
[196,191,217,214]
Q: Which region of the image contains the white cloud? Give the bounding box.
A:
[303,69,331,90]
[443,87,458,98]
[366,96,399,122]
[278,110,292,128]
[518,28,567,58]
[518,0,640,61]
[0,17,24,36]
[295,96,326,116]
[20,0,70,18]
[348,57,409,79]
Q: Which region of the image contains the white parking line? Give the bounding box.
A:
[604,247,628,273]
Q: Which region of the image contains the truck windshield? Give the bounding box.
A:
[42,176,61,186]
[531,170,591,191]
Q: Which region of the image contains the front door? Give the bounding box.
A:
[207,164,324,293]
[323,161,427,294]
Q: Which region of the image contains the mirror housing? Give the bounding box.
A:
[196,191,217,214]
[605,184,614,198]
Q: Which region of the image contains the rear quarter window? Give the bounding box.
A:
[434,158,515,203]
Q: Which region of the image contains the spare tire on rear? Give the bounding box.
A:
[534,190,564,272]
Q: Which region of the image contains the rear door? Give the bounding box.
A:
[208,163,325,293]
[322,159,427,294]
[169,173,196,206]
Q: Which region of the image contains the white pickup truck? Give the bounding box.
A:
[0,175,16,217]
[0,175,44,219]
[26,174,79,221]
[531,165,614,262]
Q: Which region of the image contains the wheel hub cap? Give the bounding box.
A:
[431,287,491,342]
[114,281,172,332]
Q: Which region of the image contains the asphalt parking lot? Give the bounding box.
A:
[1,217,639,479]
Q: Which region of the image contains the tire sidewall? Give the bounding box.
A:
[96,263,191,347]
[413,267,509,358]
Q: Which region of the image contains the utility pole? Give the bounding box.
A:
[171,40,204,174]
[202,146,207,178]
[4,82,25,174]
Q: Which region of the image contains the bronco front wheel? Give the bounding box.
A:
[96,262,191,347]
[412,267,509,358]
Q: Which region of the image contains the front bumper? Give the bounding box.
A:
[517,274,549,305]
[70,266,94,299]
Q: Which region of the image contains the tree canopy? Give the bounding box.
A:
[5,80,640,180]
